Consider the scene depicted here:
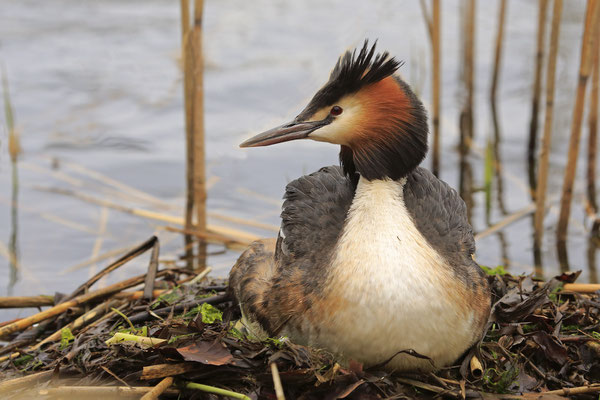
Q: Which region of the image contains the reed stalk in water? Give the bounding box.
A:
[527,0,549,196]
[534,0,563,249]
[557,0,600,244]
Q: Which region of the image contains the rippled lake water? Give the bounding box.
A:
[0,0,597,321]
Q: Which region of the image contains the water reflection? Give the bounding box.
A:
[8,161,19,295]
[588,236,599,283]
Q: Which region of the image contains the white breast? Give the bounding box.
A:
[292,177,477,371]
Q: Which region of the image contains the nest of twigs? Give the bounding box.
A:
[0,237,599,399]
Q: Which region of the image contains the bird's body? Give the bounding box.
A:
[229,42,491,371]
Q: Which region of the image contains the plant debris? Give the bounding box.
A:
[0,241,599,399]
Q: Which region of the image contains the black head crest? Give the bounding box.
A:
[329,40,403,93]
[297,40,403,120]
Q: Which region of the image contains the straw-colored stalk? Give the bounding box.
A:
[534,0,563,249]
[140,377,174,400]
[37,386,179,398]
[419,0,441,175]
[586,26,599,222]
[192,0,207,269]
[463,0,476,144]
[528,0,549,193]
[191,0,206,237]
[182,0,207,269]
[557,0,600,244]
[490,0,507,102]
[182,0,195,269]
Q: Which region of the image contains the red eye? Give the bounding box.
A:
[330,106,343,116]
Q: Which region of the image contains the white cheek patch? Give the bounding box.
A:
[308,101,362,145]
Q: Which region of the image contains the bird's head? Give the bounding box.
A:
[240,40,428,183]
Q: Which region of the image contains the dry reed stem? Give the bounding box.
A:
[30,299,123,353]
[462,0,476,143]
[209,211,279,232]
[528,0,549,188]
[60,245,137,274]
[189,0,207,271]
[36,186,260,243]
[89,206,108,278]
[0,194,97,235]
[469,355,483,378]
[539,384,600,396]
[419,0,433,38]
[140,377,174,400]
[141,363,196,380]
[143,240,161,300]
[236,187,282,207]
[490,0,507,102]
[21,161,83,186]
[164,225,252,251]
[0,295,54,308]
[534,0,563,249]
[68,236,157,300]
[0,270,169,338]
[562,283,600,293]
[58,160,173,210]
[192,0,206,233]
[271,362,286,400]
[475,203,537,241]
[586,25,600,223]
[37,385,179,398]
[557,0,600,244]
[180,0,190,40]
[182,0,195,270]
[0,370,53,394]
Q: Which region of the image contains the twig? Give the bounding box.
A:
[557,0,600,243]
[184,381,251,400]
[271,362,286,400]
[141,377,174,400]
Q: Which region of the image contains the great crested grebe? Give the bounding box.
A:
[229,41,491,371]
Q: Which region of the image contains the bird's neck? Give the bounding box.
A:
[338,79,429,184]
